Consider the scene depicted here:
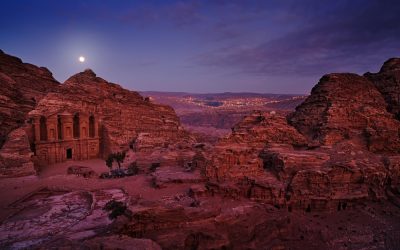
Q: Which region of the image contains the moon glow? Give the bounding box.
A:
[79,56,85,62]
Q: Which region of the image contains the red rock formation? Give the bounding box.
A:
[0,50,59,177]
[1,51,195,176]
[207,66,400,211]
[30,69,194,165]
[0,50,59,148]
[207,111,307,182]
[288,73,400,153]
[82,236,161,250]
[122,197,291,249]
[0,127,35,177]
[1,51,400,249]
[365,58,400,119]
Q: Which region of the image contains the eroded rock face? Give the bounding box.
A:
[0,50,59,148]
[1,51,195,176]
[0,127,35,177]
[118,191,400,249]
[122,196,291,249]
[384,155,400,189]
[0,188,128,249]
[82,236,161,250]
[0,51,399,249]
[365,58,400,119]
[207,111,307,182]
[288,73,400,153]
[31,69,193,157]
[206,66,400,212]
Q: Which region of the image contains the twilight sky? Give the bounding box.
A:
[1,0,399,94]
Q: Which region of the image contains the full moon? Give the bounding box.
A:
[79,56,85,62]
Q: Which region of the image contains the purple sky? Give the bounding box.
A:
[1,0,399,94]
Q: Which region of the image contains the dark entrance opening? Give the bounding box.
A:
[66,148,72,159]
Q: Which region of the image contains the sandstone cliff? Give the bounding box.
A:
[206,111,307,182]
[31,68,193,157]
[206,61,400,212]
[365,58,400,120]
[0,51,194,177]
[0,50,59,177]
[0,50,59,148]
[32,70,189,155]
[288,73,400,153]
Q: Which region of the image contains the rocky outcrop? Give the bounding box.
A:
[207,111,307,182]
[384,155,400,189]
[28,69,195,168]
[365,58,400,120]
[82,236,161,250]
[0,50,59,148]
[288,73,400,153]
[0,51,196,176]
[206,63,400,211]
[207,138,393,211]
[0,51,59,177]
[0,188,128,249]
[121,196,291,249]
[0,127,35,177]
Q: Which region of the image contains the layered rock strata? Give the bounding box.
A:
[31,69,192,157]
[207,62,400,212]
[288,73,400,152]
[0,50,195,176]
[0,50,59,148]
[365,58,400,119]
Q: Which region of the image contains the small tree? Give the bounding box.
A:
[106,155,114,172]
[113,151,126,169]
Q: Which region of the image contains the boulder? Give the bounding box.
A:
[0,127,35,177]
[67,165,97,178]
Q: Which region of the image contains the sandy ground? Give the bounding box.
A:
[0,159,193,221]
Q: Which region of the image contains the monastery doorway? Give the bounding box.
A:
[66,148,72,159]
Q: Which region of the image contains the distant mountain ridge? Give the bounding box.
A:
[141,91,308,141]
[140,91,304,99]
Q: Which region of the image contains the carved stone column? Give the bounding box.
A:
[80,113,88,138]
[60,112,73,140]
[94,116,99,137]
[47,116,57,141]
[32,115,41,143]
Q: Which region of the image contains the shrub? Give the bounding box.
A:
[149,162,160,172]
[103,199,128,219]
[105,151,126,170]
[127,162,139,175]
[106,155,114,171]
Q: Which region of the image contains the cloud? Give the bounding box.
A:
[195,0,400,76]
[119,1,204,28]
